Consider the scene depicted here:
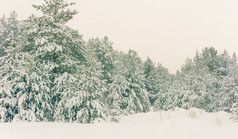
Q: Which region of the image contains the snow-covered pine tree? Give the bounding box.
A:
[214,50,235,112]
[200,47,219,74]
[143,58,172,109]
[179,65,214,111]
[2,0,85,122]
[0,12,20,122]
[11,52,52,122]
[170,48,227,112]
[160,74,180,110]
[0,12,51,122]
[0,46,17,122]
[106,52,130,120]
[0,13,54,122]
[119,50,151,114]
[215,51,238,117]
[143,58,156,103]
[53,71,83,122]
[0,12,19,57]
[20,0,85,120]
[150,65,172,110]
[55,42,106,123]
[88,37,115,84]
[87,37,116,117]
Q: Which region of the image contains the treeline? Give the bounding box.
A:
[0,0,238,123]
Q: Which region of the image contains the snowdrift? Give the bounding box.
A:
[0,108,237,139]
[120,108,232,125]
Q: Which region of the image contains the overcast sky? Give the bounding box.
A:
[1,0,238,73]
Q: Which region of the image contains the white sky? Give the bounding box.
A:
[1,0,238,73]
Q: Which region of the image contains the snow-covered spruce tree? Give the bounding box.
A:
[150,67,172,110]
[143,58,156,103]
[167,48,224,112]
[0,12,19,57]
[53,71,83,122]
[143,58,172,109]
[0,12,20,122]
[0,14,53,122]
[0,47,18,122]
[215,52,238,118]
[213,50,236,112]
[106,52,130,120]
[55,43,106,123]
[11,53,52,122]
[177,59,215,111]
[87,37,116,113]
[160,74,181,110]
[77,47,106,123]
[0,13,51,122]
[229,53,238,120]
[117,50,150,114]
[78,43,107,123]
[88,37,115,84]
[194,48,237,112]
[0,46,17,122]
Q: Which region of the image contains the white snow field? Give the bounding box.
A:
[1,108,238,139]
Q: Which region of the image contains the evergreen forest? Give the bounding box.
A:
[1,0,238,123]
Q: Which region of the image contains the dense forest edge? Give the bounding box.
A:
[0,0,238,123]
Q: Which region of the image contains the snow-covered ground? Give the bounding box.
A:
[1,108,238,139]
